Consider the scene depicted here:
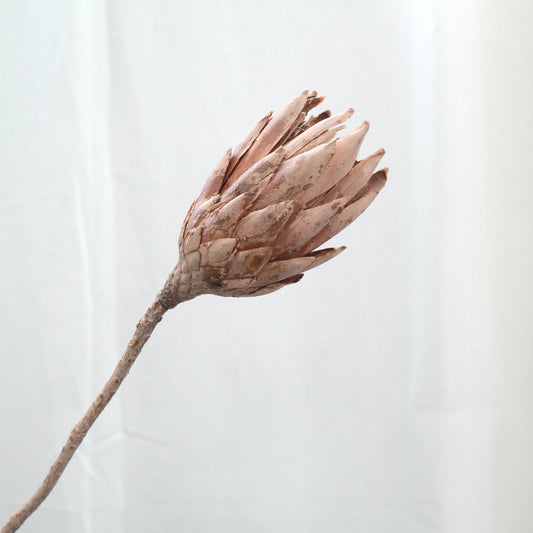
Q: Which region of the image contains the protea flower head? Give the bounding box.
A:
[158,90,387,308]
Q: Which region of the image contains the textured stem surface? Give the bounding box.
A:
[1,299,168,533]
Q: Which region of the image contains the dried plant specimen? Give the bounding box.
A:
[1,91,387,532]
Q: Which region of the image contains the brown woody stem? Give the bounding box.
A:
[1,299,169,533]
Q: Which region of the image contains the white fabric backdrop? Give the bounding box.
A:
[1,1,532,531]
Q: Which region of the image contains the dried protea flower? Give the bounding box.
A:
[2,91,387,533]
[158,90,387,308]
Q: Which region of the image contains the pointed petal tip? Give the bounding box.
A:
[336,108,354,123]
[369,169,388,192]
[336,124,347,134]
[292,91,309,105]
[346,121,369,137]
[331,245,347,257]
[300,245,347,272]
[345,121,369,140]
[360,148,385,166]
[284,273,304,284]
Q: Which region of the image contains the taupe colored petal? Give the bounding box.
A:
[228,91,309,183]
[273,198,346,258]
[244,274,304,296]
[301,170,387,253]
[328,122,370,182]
[185,250,201,271]
[227,247,273,278]
[187,194,220,230]
[253,141,336,210]
[274,111,306,150]
[199,238,237,267]
[297,122,370,206]
[182,227,202,255]
[301,246,346,271]
[319,148,385,206]
[201,193,252,241]
[178,203,193,246]
[252,257,314,286]
[349,168,388,204]
[220,278,254,291]
[222,149,285,200]
[235,201,296,247]
[196,149,232,204]
[226,112,272,177]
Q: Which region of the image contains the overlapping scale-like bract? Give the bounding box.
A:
[174,90,387,301]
